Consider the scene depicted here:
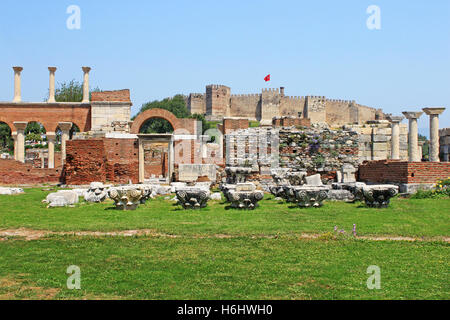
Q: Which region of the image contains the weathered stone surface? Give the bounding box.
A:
[84,182,110,203]
[210,192,222,201]
[0,187,24,195]
[291,186,329,208]
[43,190,79,207]
[176,187,210,209]
[361,184,399,208]
[305,174,323,186]
[108,186,144,210]
[225,167,253,184]
[327,189,354,202]
[222,183,264,210]
[341,163,357,183]
[178,164,216,182]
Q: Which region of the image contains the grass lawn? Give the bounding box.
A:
[0,188,449,299]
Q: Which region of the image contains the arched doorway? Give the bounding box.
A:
[130,108,181,134]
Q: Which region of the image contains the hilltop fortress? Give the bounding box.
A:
[186,85,386,126]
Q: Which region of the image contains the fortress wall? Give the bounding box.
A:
[229,94,261,119]
[305,96,327,124]
[261,89,282,125]
[187,93,206,115]
[206,85,230,118]
[355,103,379,123]
[325,99,353,127]
[279,96,306,117]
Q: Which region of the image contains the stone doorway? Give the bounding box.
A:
[138,134,174,183]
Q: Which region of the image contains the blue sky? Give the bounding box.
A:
[0,0,449,134]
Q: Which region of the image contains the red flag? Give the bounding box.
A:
[264,74,271,82]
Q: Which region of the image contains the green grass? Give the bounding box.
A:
[0,189,449,299]
[0,189,449,237]
[0,237,448,299]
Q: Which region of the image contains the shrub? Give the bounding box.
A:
[411,178,450,199]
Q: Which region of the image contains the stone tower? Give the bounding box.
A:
[205,85,230,121]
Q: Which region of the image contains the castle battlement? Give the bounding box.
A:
[187,84,384,126]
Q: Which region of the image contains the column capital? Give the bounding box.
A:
[422,107,445,116]
[387,115,404,123]
[58,122,73,132]
[82,66,91,73]
[13,121,27,131]
[402,111,423,120]
[13,66,23,73]
[46,132,57,140]
[48,66,57,73]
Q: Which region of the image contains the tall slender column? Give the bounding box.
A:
[402,111,423,162]
[423,107,446,162]
[12,67,23,103]
[58,122,72,167]
[418,140,425,162]
[138,138,145,183]
[388,116,404,160]
[13,122,27,163]
[47,133,56,169]
[81,67,91,103]
[47,67,57,103]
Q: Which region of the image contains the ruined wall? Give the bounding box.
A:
[0,159,62,185]
[260,89,282,125]
[359,160,450,184]
[272,117,311,128]
[346,121,408,162]
[64,138,140,185]
[279,127,359,182]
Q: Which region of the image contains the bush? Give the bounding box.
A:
[411,178,450,199]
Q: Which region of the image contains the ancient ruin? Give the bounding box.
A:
[0,66,448,210]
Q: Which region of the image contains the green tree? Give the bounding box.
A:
[25,122,46,135]
[0,123,13,152]
[47,80,101,102]
[418,134,429,160]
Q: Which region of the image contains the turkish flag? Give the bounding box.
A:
[264,74,271,82]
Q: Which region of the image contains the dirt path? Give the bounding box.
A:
[0,228,448,243]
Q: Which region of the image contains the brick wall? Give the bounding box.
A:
[103,138,139,184]
[223,118,249,134]
[91,89,131,102]
[272,117,311,127]
[0,159,62,185]
[359,160,450,184]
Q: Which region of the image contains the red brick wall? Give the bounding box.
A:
[223,119,249,134]
[273,117,311,127]
[64,140,107,185]
[91,89,131,102]
[0,159,62,185]
[359,160,450,184]
[103,138,139,184]
[0,103,91,133]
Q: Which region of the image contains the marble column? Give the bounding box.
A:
[81,67,91,103]
[47,67,57,103]
[423,107,446,162]
[13,67,23,103]
[402,111,423,162]
[138,138,145,183]
[47,132,56,169]
[418,140,425,162]
[13,122,27,163]
[388,116,404,160]
[58,122,72,167]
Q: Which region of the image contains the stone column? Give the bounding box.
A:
[13,67,23,103]
[13,122,27,163]
[47,67,57,103]
[423,107,446,162]
[402,111,423,162]
[12,132,18,160]
[138,138,145,183]
[388,116,404,160]
[58,122,72,167]
[81,67,91,103]
[169,136,175,182]
[418,140,425,161]
[47,132,56,169]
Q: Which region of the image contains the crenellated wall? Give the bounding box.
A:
[188,85,383,127]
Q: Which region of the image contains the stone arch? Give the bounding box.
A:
[131,108,181,134]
